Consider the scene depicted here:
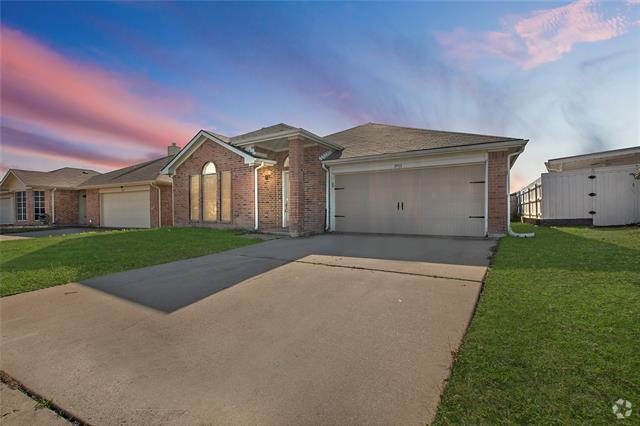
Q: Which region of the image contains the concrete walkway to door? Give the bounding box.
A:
[1,234,495,425]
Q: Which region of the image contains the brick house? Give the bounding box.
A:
[0,167,100,226]
[0,147,177,229]
[162,123,528,237]
[0,123,527,237]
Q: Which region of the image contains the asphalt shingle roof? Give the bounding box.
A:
[79,155,175,187]
[10,167,100,188]
[323,123,524,160]
[230,123,296,144]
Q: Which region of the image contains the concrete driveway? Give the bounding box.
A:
[1,234,495,425]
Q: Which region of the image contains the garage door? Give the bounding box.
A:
[0,196,13,224]
[334,164,485,237]
[102,191,150,228]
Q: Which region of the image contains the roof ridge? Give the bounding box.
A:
[365,122,522,140]
[109,155,172,180]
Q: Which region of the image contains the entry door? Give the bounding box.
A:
[78,192,87,225]
[0,196,13,224]
[282,171,290,227]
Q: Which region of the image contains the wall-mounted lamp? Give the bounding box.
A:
[264,169,272,181]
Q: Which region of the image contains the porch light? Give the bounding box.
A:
[264,169,272,181]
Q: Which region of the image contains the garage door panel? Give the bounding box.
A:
[102,191,150,228]
[0,197,13,224]
[335,164,485,237]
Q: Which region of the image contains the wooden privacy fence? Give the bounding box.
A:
[515,179,541,222]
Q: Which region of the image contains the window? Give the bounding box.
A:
[33,191,45,220]
[189,175,200,222]
[221,170,231,222]
[202,162,217,222]
[15,191,26,221]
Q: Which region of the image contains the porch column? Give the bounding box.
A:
[288,136,304,236]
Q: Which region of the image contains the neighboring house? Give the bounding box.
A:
[0,167,100,225]
[162,123,528,237]
[0,123,528,237]
[77,147,177,228]
[515,146,640,226]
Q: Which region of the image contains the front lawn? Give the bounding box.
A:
[0,228,259,297]
[435,224,639,424]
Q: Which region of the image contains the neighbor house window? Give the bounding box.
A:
[15,191,26,221]
[189,175,200,222]
[202,162,218,222]
[33,191,45,220]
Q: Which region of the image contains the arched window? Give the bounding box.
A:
[202,162,218,221]
[203,162,216,175]
[283,156,289,169]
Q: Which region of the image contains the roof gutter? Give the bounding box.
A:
[77,180,161,190]
[322,139,528,165]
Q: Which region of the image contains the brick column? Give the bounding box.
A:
[288,136,305,236]
[487,151,508,236]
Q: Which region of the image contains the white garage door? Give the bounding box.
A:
[102,191,150,228]
[334,164,485,237]
[0,196,13,224]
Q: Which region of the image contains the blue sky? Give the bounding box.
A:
[1,1,638,189]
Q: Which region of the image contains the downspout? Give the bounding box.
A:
[151,183,161,228]
[171,174,175,226]
[51,188,56,224]
[254,162,266,230]
[321,164,330,231]
[507,149,534,238]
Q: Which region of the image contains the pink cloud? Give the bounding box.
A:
[436,0,638,69]
[0,25,198,151]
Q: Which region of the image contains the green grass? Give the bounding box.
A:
[435,224,640,425]
[0,228,259,297]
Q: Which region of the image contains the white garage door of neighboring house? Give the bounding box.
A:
[101,190,150,228]
[0,196,13,224]
[334,164,486,237]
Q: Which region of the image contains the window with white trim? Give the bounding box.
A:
[34,190,45,220]
[16,191,26,221]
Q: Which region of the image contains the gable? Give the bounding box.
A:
[161,130,268,175]
[0,172,27,191]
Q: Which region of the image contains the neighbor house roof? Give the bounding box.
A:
[323,123,527,160]
[2,167,100,189]
[545,146,640,172]
[79,155,176,188]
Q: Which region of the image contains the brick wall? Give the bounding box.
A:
[86,189,100,226]
[173,139,254,228]
[257,151,288,230]
[302,145,327,234]
[488,150,509,236]
[160,185,173,227]
[53,190,79,225]
[150,186,159,228]
[288,137,305,236]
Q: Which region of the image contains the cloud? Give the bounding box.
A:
[436,0,638,69]
[0,125,136,170]
[0,25,198,152]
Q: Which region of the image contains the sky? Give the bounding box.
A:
[1,1,639,191]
